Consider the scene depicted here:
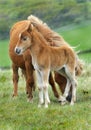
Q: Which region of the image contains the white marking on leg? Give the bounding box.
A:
[42,69,50,108]
[36,70,44,107]
[70,80,77,105]
[43,84,50,108]
[63,65,76,106]
[63,78,71,97]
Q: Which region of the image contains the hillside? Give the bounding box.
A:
[0,0,91,39]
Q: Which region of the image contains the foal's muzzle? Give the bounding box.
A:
[15,47,22,55]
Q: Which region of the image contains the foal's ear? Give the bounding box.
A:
[27,21,34,32]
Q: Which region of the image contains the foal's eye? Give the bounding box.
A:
[22,37,27,41]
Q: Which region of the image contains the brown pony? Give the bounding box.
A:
[15,22,77,107]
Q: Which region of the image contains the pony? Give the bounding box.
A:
[15,22,77,107]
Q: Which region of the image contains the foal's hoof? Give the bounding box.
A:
[58,96,66,102]
[45,104,48,108]
[58,96,67,105]
[61,100,67,105]
[70,101,74,106]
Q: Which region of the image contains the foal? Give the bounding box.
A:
[15,22,77,108]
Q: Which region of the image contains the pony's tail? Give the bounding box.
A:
[75,56,83,76]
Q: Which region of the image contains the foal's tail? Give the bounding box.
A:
[75,56,83,76]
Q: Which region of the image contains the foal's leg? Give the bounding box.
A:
[65,66,77,105]
[42,69,50,108]
[70,79,77,105]
[36,70,44,107]
[12,63,19,97]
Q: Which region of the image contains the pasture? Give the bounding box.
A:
[0,23,91,130]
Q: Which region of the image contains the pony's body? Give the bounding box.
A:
[15,22,77,107]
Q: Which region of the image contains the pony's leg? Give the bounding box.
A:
[12,63,19,97]
[23,52,35,102]
[59,78,71,105]
[36,70,44,107]
[55,72,66,94]
[49,72,59,98]
[42,69,50,108]
[25,61,35,102]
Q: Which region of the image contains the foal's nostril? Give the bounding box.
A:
[15,48,21,54]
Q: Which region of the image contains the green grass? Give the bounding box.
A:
[0,65,91,130]
[0,40,11,67]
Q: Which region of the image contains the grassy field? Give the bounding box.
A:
[0,65,91,130]
[0,40,11,67]
[0,23,91,130]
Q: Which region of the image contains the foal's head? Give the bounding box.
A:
[15,21,34,55]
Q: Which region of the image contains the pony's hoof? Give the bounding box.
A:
[27,98,33,103]
[12,93,18,97]
[12,96,18,100]
[70,102,74,106]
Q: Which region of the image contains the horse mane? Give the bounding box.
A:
[28,15,47,26]
[27,15,68,47]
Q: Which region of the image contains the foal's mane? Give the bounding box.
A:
[31,25,49,47]
[28,15,66,47]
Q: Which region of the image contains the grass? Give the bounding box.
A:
[0,64,91,130]
[0,40,11,67]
